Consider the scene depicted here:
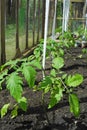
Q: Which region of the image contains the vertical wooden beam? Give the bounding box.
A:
[33,0,36,46]
[48,1,51,35]
[26,0,29,49]
[0,1,1,64]
[48,1,53,36]
[37,0,40,42]
[16,0,19,49]
[0,0,6,64]
[56,0,58,28]
[15,0,21,58]
[42,0,46,38]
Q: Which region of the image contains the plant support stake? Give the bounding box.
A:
[62,0,70,32]
[83,0,87,18]
[42,0,50,78]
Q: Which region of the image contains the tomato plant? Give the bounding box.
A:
[0,36,83,119]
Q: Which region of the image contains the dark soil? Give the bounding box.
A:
[0,47,87,130]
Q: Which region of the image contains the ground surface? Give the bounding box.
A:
[0,47,87,130]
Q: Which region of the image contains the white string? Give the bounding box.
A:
[65,0,70,31]
[83,0,87,30]
[62,0,70,32]
[85,14,87,29]
[62,0,65,33]
[11,0,12,5]
[42,0,50,78]
[83,0,87,18]
[52,0,57,40]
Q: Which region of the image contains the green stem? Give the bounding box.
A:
[59,78,70,94]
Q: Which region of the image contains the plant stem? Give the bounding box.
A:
[42,93,50,125]
[59,77,70,94]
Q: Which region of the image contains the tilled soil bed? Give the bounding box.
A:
[0,47,87,130]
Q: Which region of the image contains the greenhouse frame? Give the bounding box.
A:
[0,0,87,64]
[0,1,87,129]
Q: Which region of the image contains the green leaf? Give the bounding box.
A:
[34,48,41,59]
[22,66,36,87]
[44,86,50,93]
[18,97,27,111]
[30,60,42,69]
[54,87,63,101]
[28,55,35,61]
[20,58,27,62]
[1,103,10,118]
[39,76,52,90]
[69,93,80,117]
[48,97,57,109]
[52,57,64,70]
[0,69,8,80]
[48,87,63,109]
[50,69,56,77]
[3,59,20,69]
[59,48,64,56]
[62,74,67,79]
[82,48,87,54]
[0,66,2,71]
[0,79,4,90]
[0,69,8,90]
[6,72,23,101]
[11,106,18,119]
[66,74,83,87]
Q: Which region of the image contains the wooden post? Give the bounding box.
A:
[37,0,40,42]
[0,0,6,64]
[16,0,19,49]
[42,0,46,38]
[48,1,51,35]
[26,0,29,49]
[15,0,21,58]
[33,0,36,46]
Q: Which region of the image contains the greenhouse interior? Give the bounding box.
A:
[0,0,87,130]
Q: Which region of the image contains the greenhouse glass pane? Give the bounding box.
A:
[19,0,27,51]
